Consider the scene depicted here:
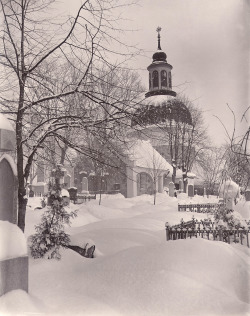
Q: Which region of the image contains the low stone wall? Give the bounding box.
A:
[0,256,28,296]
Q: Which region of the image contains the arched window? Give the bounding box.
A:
[161,70,167,87]
[169,72,172,89]
[152,70,159,88]
[149,73,151,89]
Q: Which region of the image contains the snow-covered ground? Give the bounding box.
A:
[1,193,250,316]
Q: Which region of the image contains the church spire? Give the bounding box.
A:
[145,28,176,98]
[156,26,162,50]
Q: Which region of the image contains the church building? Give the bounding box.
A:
[75,28,194,198]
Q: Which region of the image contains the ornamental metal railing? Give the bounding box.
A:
[165,219,250,248]
[178,203,221,213]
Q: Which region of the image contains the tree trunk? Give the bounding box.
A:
[172,166,176,184]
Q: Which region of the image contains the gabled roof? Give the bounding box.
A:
[125,140,178,175]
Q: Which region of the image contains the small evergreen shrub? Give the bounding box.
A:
[30,175,77,260]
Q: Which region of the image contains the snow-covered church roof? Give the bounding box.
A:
[125,140,182,177]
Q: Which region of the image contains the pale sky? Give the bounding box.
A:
[62,0,249,146]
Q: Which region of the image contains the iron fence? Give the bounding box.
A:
[178,203,220,213]
[165,219,250,247]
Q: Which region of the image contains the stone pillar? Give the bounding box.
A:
[126,164,137,198]
[158,175,163,193]
[169,182,175,197]
[188,184,194,197]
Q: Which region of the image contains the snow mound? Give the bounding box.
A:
[25,239,250,316]
[0,221,27,260]
[0,290,47,315]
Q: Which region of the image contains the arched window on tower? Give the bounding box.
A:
[161,70,167,88]
[149,73,151,89]
[152,70,159,88]
[169,72,172,89]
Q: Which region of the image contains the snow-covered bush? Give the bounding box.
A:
[214,205,245,229]
[30,178,77,260]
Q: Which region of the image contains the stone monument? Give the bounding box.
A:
[188,184,194,198]
[169,182,175,197]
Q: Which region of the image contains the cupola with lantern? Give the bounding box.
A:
[146,26,176,98]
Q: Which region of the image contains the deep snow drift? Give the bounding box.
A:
[0,193,249,316]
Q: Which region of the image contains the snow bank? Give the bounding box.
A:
[178,194,219,205]
[0,289,46,315]
[9,193,250,316]
[18,239,250,316]
[0,221,27,260]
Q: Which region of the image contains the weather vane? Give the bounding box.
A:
[156,26,162,50]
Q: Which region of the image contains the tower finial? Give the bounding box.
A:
[156,26,162,50]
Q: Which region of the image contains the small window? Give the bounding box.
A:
[152,70,159,88]
[161,70,167,87]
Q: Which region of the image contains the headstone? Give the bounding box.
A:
[179,179,183,192]
[245,189,250,202]
[169,182,175,197]
[64,174,71,189]
[81,177,88,193]
[68,187,77,203]
[188,184,194,197]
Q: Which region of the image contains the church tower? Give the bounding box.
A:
[146,27,176,98]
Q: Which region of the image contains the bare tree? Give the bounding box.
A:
[146,148,170,205]
[195,146,227,194]
[215,105,250,190]
[0,0,138,232]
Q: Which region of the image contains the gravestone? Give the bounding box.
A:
[0,114,28,297]
[245,188,250,202]
[81,177,89,194]
[179,179,183,192]
[169,182,175,197]
[188,184,194,197]
[64,174,71,189]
